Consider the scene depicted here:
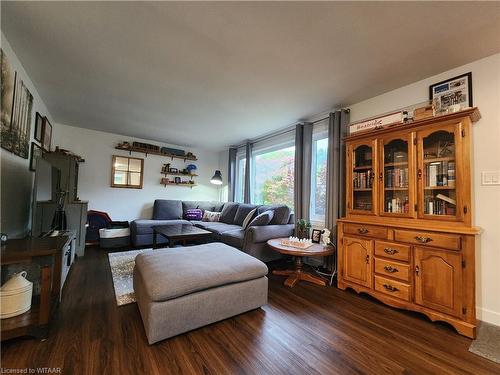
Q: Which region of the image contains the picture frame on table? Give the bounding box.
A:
[41,116,52,151]
[29,142,43,171]
[429,72,472,114]
[311,229,322,244]
[34,112,44,143]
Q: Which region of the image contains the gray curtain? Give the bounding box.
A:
[294,122,313,223]
[325,109,350,237]
[244,141,252,203]
[227,147,237,202]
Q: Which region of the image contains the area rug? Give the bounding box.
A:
[469,322,500,364]
[108,249,152,306]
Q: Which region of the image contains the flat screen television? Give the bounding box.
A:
[31,158,61,236]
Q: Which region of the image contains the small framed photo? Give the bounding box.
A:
[29,142,43,171]
[429,72,472,114]
[34,112,44,143]
[41,116,52,151]
[311,229,322,244]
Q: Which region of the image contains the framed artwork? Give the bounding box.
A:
[1,49,33,159]
[29,142,43,172]
[41,116,52,151]
[111,155,144,189]
[311,229,322,244]
[34,112,44,142]
[429,72,472,114]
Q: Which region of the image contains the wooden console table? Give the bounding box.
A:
[1,235,72,341]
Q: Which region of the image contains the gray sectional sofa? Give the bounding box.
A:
[130,200,295,262]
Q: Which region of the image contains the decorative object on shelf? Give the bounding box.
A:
[29,142,43,171]
[133,141,159,152]
[0,49,33,159]
[117,141,131,149]
[160,147,185,157]
[161,163,170,173]
[34,112,44,143]
[296,219,311,239]
[41,116,52,152]
[0,271,33,319]
[349,110,403,135]
[413,103,434,121]
[210,170,223,185]
[186,164,197,175]
[0,233,7,246]
[52,146,85,162]
[160,177,197,188]
[430,72,472,115]
[174,177,181,184]
[280,237,314,249]
[311,229,322,243]
[169,167,178,174]
[321,228,331,246]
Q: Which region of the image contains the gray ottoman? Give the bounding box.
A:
[133,242,268,344]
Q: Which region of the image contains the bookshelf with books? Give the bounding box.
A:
[339,108,480,339]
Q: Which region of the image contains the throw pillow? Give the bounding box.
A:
[241,208,257,229]
[202,210,221,222]
[185,208,203,221]
[248,210,274,227]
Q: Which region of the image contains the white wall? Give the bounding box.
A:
[51,124,220,222]
[0,34,55,238]
[349,53,500,326]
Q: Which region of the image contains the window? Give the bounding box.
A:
[310,123,329,224]
[252,142,295,208]
[235,154,246,203]
[111,155,144,189]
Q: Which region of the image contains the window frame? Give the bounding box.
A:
[235,151,246,203]
[111,155,144,189]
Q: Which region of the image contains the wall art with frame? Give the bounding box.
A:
[429,72,472,115]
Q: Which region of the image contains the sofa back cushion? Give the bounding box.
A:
[248,210,274,227]
[257,205,291,225]
[220,202,239,224]
[233,204,258,226]
[153,200,183,220]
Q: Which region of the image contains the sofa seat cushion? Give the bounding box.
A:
[134,242,268,302]
[195,222,242,235]
[133,219,191,235]
[220,229,245,248]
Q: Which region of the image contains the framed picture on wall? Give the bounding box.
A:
[429,72,472,114]
[29,142,43,171]
[34,112,44,143]
[41,116,52,151]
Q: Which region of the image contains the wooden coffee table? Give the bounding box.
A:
[152,224,212,249]
[267,238,335,287]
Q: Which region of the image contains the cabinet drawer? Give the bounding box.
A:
[374,275,411,301]
[344,223,387,239]
[374,258,410,282]
[374,241,410,262]
[394,229,461,250]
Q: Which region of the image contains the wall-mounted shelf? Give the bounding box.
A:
[161,181,197,188]
[115,145,197,161]
[161,172,198,179]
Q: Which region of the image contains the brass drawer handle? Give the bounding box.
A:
[357,228,369,234]
[383,284,399,292]
[384,265,398,273]
[415,236,433,243]
[384,248,399,255]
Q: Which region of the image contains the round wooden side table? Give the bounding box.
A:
[267,238,335,288]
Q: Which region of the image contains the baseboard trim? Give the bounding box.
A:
[477,307,500,326]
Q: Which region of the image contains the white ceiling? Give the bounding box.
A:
[2,2,499,150]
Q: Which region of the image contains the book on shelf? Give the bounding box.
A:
[425,196,456,215]
[426,160,455,188]
[385,167,409,188]
[436,194,456,205]
[353,170,372,189]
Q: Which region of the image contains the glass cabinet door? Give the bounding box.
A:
[380,135,414,216]
[417,125,461,220]
[350,142,376,214]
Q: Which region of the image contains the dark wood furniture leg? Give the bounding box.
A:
[153,229,157,249]
[273,256,328,288]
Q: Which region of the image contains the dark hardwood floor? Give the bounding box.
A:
[2,246,499,375]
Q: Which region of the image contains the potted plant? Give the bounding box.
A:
[296,219,312,239]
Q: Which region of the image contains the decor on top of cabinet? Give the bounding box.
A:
[1,49,33,159]
[430,72,472,115]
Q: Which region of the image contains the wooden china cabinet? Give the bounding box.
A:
[337,108,481,338]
